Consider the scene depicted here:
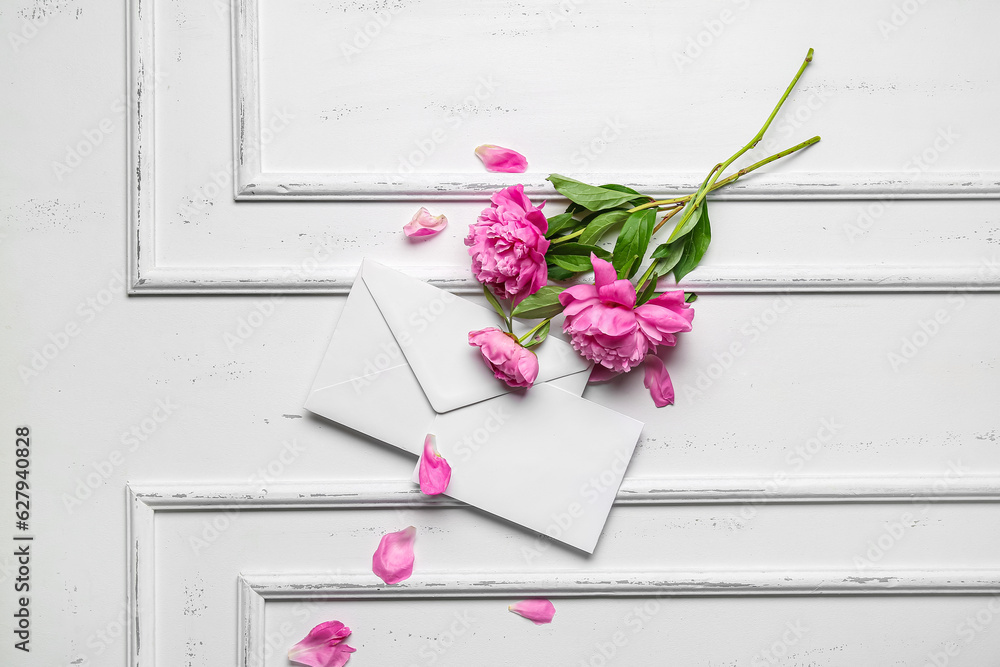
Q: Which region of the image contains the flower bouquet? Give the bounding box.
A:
[456,49,821,405]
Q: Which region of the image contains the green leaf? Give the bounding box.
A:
[521,320,550,349]
[672,200,712,283]
[512,285,566,319]
[666,200,704,244]
[635,260,677,306]
[636,274,658,305]
[482,284,508,326]
[685,292,698,303]
[548,242,611,260]
[649,239,685,273]
[547,264,576,281]
[547,174,644,211]
[611,209,656,279]
[550,253,596,273]
[545,212,578,238]
[597,183,651,208]
[579,209,630,246]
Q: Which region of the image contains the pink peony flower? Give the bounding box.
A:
[403,207,448,239]
[372,526,416,585]
[468,327,539,388]
[643,354,675,407]
[474,144,528,173]
[288,621,357,667]
[466,185,549,303]
[418,434,451,495]
[508,599,556,625]
[559,254,694,374]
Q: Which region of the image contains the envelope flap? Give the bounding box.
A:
[360,260,591,412]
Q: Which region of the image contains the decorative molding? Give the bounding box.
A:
[237,570,1000,666]
[127,0,1000,294]
[129,476,1000,666]
[233,170,1000,202]
[241,569,1000,602]
[129,263,1000,295]
[229,2,1000,203]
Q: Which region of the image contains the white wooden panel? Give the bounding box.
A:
[130,486,1000,666]
[129,0,1000,292]
[238,0,1000,197]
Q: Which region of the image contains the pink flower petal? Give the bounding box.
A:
[475,144,528,173]
[508,599,556,625]
[418,434,451,495]
[288,621,357,667]
[597,279,637,310]
[643,354,675,407]
[588,365,620,383]
[590,253,618,289]
[372,526,416,585]
[403,207,448,239]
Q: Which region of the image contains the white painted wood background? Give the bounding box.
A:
[3,0,1000,665]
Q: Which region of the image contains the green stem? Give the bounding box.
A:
[635,258,660,296]
[517,318,551,344]
[550,228,585,244]
[712,135,821,189]
[628,135,820,214]
[633,136,820,296]
[651,204,685,234]
[664,47,815,243]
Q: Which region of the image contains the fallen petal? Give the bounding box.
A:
[643,354,675,407]
[508,599,556,625]
[403,207,448,239]
[475,144,528,173]
[372,526,416,585]
[418,434,452,495]
[288,621,357,667]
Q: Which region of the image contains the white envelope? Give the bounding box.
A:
[304,259,644,552]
